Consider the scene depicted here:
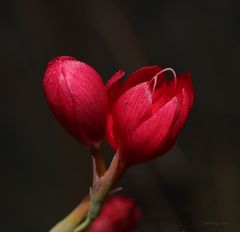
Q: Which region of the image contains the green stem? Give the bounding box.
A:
[73,217,91,232]
[91,145,106,178]
[73,150,126,232]
[49,195,90,232]
[49,145,106,232]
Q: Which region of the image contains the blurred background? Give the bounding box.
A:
[1,0,239,231]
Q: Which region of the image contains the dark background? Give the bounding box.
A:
[1,0,239,231]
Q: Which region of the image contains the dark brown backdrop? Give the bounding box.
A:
[1,0,239,231]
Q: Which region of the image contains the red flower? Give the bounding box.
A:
[86,196,141,232]
[106,66,194,166]
[43,56,108,147]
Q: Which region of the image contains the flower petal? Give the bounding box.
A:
[169,72,193,138]
[151,76,174,113]
[62,61,108,144]
[121,97,179,165]
[176,72,194,107]
[113,82,153,139]
[106,114,118,150]
[123,66,162,92]
[44,63,76,132]
[171,88,191,139]
[106,70,125,108]
[106,70,125,149]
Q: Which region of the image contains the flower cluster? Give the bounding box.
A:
[44,56,193,166]
[43,56,193,232]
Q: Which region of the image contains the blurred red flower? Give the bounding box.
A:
[86,196,141,232]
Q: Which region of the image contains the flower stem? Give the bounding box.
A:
[91,145,106,178]
[73,151,126,232]
[49,146,106,232]
[73,217,92,232]
[49,196,90,232]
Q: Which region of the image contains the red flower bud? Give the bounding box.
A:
[106,66,194,166]
[86,196,141,232]
[43,56,108,147]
